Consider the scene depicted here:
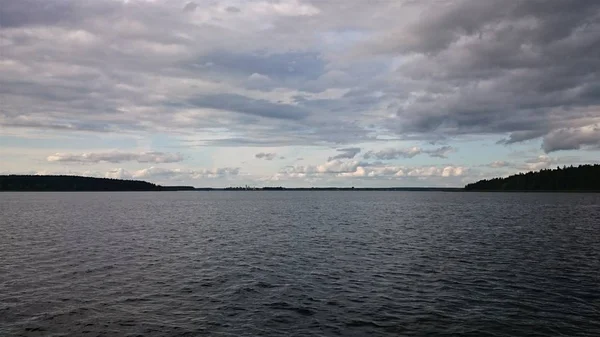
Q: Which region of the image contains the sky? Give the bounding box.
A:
[1,0,599,187]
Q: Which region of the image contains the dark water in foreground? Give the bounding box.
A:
[1,192,600,336]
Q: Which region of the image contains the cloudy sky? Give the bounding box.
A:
[1,0,599,187]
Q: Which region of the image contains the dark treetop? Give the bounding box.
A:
[465,164,600,191]
[0,175,194,191]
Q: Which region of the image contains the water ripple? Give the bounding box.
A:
[1,191,600,336]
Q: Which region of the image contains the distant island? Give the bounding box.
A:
[0,175,463,192]
[0,175,194,192]
[465,164,600,191]
[4,165,599,192]
[223,186,461,191]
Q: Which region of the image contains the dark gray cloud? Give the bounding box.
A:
[363,146,455,160]
[255,152,278,160]
[225,6,241,13]
[542,125,600,152]
[1,0,599,157]
[498,130,549,145]
[427,146,455,158]
[183,2,198,12]
[363,0,600,150]
[187,94,310,120]
[202,51,323,77]
[1,116,116,132]
[328,147,361,161]
[198,118,375,147]
[0,0,97,28]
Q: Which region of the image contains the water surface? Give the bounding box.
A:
[1,192,599,336]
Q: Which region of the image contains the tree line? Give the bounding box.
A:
[0,175,164,191]
[465,164,600,191]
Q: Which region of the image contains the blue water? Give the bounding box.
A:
[1,191,599,336]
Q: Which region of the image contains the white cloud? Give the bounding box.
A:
[47,151,184,164]
[278,159,467,179]
[487,161,512,168]
[248,73,270,82]
[105,168,132,179]
[520,155,558,171]
[364,147,422,160]
[105,166,240,181]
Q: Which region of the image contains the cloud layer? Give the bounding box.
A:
[2,0,599,186]
[3,0,598,146]
[106,167,240,181]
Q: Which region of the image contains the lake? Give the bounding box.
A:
[1,192,599,336]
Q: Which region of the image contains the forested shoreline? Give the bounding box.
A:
[0,175,191,191]
[4,165,600,192]
[465,165,600,191]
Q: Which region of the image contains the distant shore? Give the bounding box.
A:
[220,187,462,192]
[3,168,600,192]
[1,175,465,192]
[0,175,191,192]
